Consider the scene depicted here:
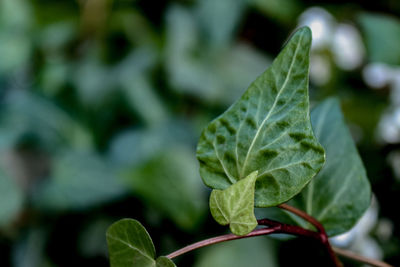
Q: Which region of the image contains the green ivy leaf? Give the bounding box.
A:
[197,27,325,207]
[107,219,156,267]
[210,171,258,235]
[156,256,176,267]
[288,98,371,236]
[106,219,177,267]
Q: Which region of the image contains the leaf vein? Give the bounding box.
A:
[241,34,304,177]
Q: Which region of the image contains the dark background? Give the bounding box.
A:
[0,0,399,266]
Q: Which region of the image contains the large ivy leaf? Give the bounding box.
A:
[288,98,371,236]
[210,171,258,235]
[197,27,325,207]
[106,219,176,267]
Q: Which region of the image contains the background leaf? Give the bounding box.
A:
[195,0,246,47]
[250,0,302,24]
[209,171,258,235]
[165,5,269,105]
[197,27,325,207]
[0,167,23,227]
[288,98,371,236]
[358,13,400,65]
[33,150,126,211]
[109,120,194,168]
[123,147,206,231]
[0,90,93,150]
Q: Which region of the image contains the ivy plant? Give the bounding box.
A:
[105,27,386,267]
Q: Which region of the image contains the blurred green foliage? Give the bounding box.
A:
[0,0,400,266]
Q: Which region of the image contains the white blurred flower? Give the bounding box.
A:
[363,63,393,88]
[298,7,335,49]
[332,24,365,70]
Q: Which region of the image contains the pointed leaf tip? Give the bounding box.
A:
[210,171,258,236]
[296,26,312,37]
[284,26,312,55]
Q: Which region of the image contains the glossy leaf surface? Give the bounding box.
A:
[197,27,325,207]
[288,98,371,236]
[209,171,258,235]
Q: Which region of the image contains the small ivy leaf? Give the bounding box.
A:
[288,98,372,236]
[197,26,325,207]
[106,219,178,267]
[106,219,156,267]
[210,171,258,236]
[156,256,177,267]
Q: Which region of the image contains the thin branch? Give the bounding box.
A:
[166,218,390,267]
[167,219,324,259]
[167,218,339,266]
[166,226,281,259]
[257,218,320,239]
[333,247,394,267]
[278,203,324,233]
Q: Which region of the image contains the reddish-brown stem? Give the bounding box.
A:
[333,247,394,267]
[167,218,338,266]
[278,203,342,267]
[166,217,392,267]
[257,218,320,239]
[166,218,322,259]
[278,203,324,232]
[166,226,281,259]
